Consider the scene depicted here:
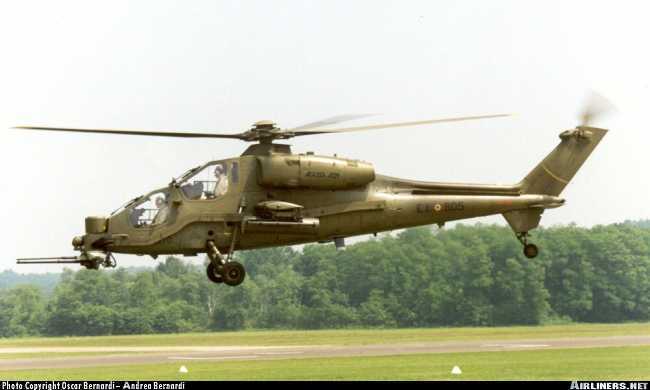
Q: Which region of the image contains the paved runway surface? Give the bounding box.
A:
[1,335,649,371]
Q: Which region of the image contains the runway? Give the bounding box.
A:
[1,335,649,371]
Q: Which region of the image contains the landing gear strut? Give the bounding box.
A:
[206,240,246,286]
[516,232,539,259]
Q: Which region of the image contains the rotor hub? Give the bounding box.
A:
[243,120,291,143]
[252,120,278,130]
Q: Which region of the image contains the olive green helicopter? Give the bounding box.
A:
[15,105,608,287]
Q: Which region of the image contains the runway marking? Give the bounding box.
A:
[0,346,303,354]
[167,351,304,361]
[482,344,550,348]
[168,355,259,361]
[2,336,649,371]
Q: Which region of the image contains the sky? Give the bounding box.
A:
[0,0,648,272]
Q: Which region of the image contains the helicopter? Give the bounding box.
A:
[14,109,608,287]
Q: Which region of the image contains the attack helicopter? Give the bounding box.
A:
[15,109,608,286]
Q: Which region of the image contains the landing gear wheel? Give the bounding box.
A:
[523,243,539,259]
[206,263,223,284]
[222,261,246,286]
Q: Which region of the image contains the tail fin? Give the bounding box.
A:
[519,126,608,196]
[503,126,607,233]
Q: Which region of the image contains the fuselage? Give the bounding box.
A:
[93,150,563,258]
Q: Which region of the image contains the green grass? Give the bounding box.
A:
[0,352,142,360]
[3,346,650,380]
[1,322,649,348]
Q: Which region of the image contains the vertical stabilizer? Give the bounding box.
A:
[504,126,607,234]
[519,126,607,196]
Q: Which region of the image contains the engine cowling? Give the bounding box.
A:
[257,154,375,189]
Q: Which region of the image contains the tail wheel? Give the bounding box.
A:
[206,263,223,284]
[523,243,539,259]
[222,261,246,286]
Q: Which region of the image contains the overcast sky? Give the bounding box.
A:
[1,0,648,273]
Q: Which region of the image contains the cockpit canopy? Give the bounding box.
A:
[129,189,171,228]
[179,161,230,200]
[124,159,238,228]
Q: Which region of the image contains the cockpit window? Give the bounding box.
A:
[129,190,171,228]
[231,161,239,184]
[110,195,143,217]
[179,161,229,200]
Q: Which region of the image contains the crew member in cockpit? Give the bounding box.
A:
[213,163,228,197]
[152,194,170,224]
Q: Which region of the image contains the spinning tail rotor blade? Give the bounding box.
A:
[578,92,616,127]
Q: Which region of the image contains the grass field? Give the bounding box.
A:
[2,346,649,380]
[0,351,141,362]
[1,322,649,380]
[1,322,649,348]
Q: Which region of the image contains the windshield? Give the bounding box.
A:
[110,195,143,216]
[174,165,202,183]
[178,161,229,200]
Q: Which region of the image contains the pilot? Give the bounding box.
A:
[152,194,170,224]
[213,163,228,197]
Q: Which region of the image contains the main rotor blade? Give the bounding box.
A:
[13,126,246,139]
[290,113,378,131]
[291,113,510,136]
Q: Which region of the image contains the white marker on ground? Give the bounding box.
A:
[451,366,462,375]
[179,365,188,373]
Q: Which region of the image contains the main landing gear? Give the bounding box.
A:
[516,232,539,259]
[206,240,246,286]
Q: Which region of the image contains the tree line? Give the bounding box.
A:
[0,270,59,294]
[1,221,649,337]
